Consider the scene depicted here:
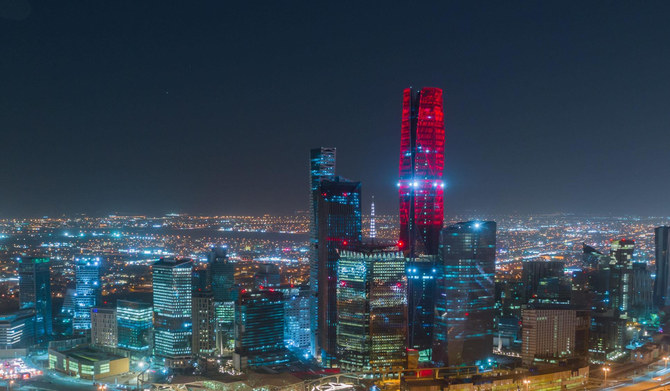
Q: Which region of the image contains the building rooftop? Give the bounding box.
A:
[61,346,125,364]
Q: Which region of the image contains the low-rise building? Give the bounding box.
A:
[48,346,129,379]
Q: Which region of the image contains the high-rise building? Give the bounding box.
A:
[336,245,407,371]
[192,290,216,358]
[153,257,193,369]
[406,255,438,361]
[654,227,670,308]
[91,307,117,348]
[281,284,311,350]
[73,256,101,333]
[309,147,336,358]
[398,87,445,256]
[233,290,288,370]
[18,256,52,343]
[0,309,35,349]
[315,177,362,365]
[117,300,152,352]
[609,239,635,316]
[521,307,590,367]
[209,247,236,354]
[434,221,496,367]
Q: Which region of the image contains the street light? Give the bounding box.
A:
[664,356,669,369]
[603,366,610,386]
[522,379,531,390]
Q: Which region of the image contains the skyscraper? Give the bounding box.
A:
[73,256,101,333]
[398,87,445,256]
[434,221,496,367]
[654,226,670,308]
[192,289,216,358]
[315,177,362,365]
[18,256,52,343]
[336,245,407,371]
[521,260,571,305]
[153,257,193,369]
[116,300,152,352]
[233,290,288,370]
[209,247,236,354]
[309,147,336,358]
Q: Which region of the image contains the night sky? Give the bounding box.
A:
[2,1,670,217]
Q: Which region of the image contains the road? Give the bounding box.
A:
[602,366,670,391]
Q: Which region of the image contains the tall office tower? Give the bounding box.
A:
[630,262,653,320]
[73,256,101,333]
[116,300,153,352]
[398,87,445,256]
[406,255,438,361]
[281,284,311,350]
[654,227,670,308]
[434,221,496,367]
[209,247,236,353]
[315,177,362,365]
[521,260,571,304]
[233,290,288,370]
[309,147,336,358]
[192,290,216,358]
[583,243,606,268]
[336,246,407,371]
[609,239,635,316]
[91,307,117,348]
[153,257,193,369]
[521,307,590,367]
[370,195,376,240]
[18,256,52,343]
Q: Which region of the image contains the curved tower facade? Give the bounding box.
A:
[398,87,445,256]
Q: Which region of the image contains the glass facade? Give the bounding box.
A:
[117,300,152,352]
[398,87,445,256]
[336,246,407,371]
[434,221,496,366]
[234,290,288,370]
[309,147,336,358]
[152,257,193,368]
[73,256,101,332]
[316,177,362,366]
[18,256,52,343]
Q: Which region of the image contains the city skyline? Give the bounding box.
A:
[3,2,670,217]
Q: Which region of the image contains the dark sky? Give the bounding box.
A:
[2,1,670,217]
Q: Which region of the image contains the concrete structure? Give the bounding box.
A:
[91,308,117,348]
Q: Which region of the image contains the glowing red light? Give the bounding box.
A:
[396,282,402,288]
[342,240,348,246]
[465,312,469,316]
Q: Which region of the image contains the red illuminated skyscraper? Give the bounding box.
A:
[398,87,445,256]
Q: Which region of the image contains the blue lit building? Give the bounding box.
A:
[233,290,288,370]
[434,221,496,367]
[153,257,193,369]
[309,147,336,358]
[336,245,407,371]
[406,255,438,362]
[73,256,101,333]
[315,177,362,366]
[280,284,310,351]
[18,256,52,343]
[117,300,152,352]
